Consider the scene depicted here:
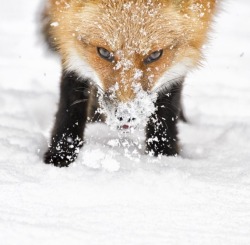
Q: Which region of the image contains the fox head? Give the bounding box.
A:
[48,0,216,129]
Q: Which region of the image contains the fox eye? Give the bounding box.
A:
[97,47,114,62]
[144,50,163,64]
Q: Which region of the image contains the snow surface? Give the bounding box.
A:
[0,0,250,244]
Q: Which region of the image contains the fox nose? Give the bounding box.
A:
[115,108,136,124]
[117,117,136,123]
[117,115,137,130]
[117,117,136,130]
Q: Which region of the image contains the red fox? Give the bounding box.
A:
[42,0,216,167]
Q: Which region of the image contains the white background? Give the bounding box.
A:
[0,0,250,244]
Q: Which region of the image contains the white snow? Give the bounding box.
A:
[100,83,157,130]
[0,0,250,244]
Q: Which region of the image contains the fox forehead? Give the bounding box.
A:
[71,0,185,54]
[52,0,216,57]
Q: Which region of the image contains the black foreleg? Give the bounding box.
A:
[146,83,183,157]
[44,71,90,167]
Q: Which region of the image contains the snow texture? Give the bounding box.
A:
[0,0,250,244]
[99,83,157,131]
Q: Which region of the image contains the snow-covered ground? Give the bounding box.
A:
[0,0,250,244]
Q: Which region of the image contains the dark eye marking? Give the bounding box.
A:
[144,50,163,65]
[97,47,114,62]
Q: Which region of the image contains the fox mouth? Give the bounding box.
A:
[118,124,136,132]
[120,124,130,130]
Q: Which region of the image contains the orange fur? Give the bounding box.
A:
[46,0,216,102]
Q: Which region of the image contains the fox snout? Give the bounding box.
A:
[115,106,139,131]
[99,85,157,131]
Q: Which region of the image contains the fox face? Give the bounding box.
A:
[44,0,216,166]
[48,0,215,129]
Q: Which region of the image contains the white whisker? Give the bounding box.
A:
[70,99,88,106]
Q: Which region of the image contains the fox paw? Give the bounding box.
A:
[43,148,78,167]
[44,137,83,167]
